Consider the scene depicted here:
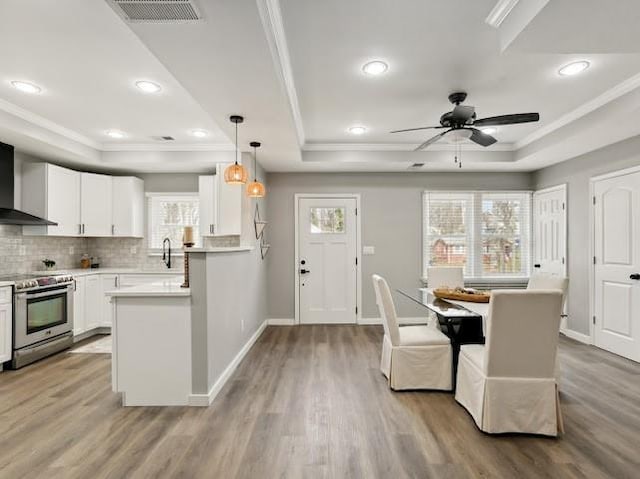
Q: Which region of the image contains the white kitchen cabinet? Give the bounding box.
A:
[0,287,12,364]
[84,275,102,330]
[22,163,82,236]
[100,274,119,327]
[73,277,86,335]
[198,165,241,238]
[81,173,113,236]
[199,175,217,237]
[112,177,144,237]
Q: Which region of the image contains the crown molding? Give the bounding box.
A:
[516,72,640,149]
[256,0,306,146]
[100,142,235,152]
[0,97,101,149]
[485,0,521,28]
[302,142,516,152]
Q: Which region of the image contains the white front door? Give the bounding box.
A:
[594,170,640,362]
[533,185,567,276]
[298,197,358,324]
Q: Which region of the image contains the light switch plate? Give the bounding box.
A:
[363,246,375,255]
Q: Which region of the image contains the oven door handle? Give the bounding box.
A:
[25,287,72,300]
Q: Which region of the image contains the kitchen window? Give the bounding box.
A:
[147,193,201,251]
[423,191,532,281]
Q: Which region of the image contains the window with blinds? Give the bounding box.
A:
[147,193,201,250]
[423,191,532,280]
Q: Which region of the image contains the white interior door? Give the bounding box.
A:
[594,170,640,362]
[533,185,567,276]
[298,197,357,324]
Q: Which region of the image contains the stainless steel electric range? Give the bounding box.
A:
[0,274,74,369]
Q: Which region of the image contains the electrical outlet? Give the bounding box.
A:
[19,245,26,255]
[130,246,137,254]
[363,246,375,255]
[68,246,75,254]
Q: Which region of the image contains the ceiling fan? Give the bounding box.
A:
[390,92,540,151]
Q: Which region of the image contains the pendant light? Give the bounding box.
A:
[247,141,266,198]
[224,115,248,185]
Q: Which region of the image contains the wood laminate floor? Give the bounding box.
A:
[1,326,639,478]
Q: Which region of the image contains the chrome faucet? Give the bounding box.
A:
[162,237,171,269]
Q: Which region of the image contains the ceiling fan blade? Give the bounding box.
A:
[473,113,539,127]
[469,128,497,147]
[390,125,445,133]
[414,130,450,151]
[451,105,475,124]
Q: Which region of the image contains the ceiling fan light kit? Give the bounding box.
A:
[224,115,248,185]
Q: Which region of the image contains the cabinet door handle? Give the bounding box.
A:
[112,224,115,235]
[212,224,215,234]
[78,224,82,235]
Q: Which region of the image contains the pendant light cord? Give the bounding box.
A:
[235,121,239,166]
[253,146,257,181]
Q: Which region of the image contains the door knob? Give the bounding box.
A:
[630,273,640,280]
[300,269,310,274]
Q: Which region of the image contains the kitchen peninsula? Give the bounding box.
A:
[106,246,264,407]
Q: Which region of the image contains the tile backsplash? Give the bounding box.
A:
[0,225,239,275]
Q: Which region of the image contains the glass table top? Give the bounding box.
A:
[396,288,483,318]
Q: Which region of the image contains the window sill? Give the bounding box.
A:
[420,277,530,288]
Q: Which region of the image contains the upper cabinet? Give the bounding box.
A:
[22,163,81,236]
[81,173,113,236]
[22,162,144,237]
[199,164,242,237]
[112,177,144,237]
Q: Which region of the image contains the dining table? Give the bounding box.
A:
[396,287,488,391]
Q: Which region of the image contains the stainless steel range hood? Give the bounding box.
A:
[0,142,57,226]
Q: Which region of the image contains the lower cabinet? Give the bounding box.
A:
[72,273,173,338]
[0,287,12,364]
[100,274,119,327]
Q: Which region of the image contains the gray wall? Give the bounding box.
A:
[190,159,268,394]
[266,172,533,320]
[534,135,640,335]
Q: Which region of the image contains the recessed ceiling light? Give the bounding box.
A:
[135,80,162,93]
[558,61,590,77]
[190,129,209,138]
[348,126,367,135]
[362,60,388,76]
[480,127,497,135]
[11,81,41,94]
[105,129,126,139]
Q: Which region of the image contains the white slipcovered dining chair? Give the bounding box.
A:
[425,266,465,329]
[372,274,452,391]
[455,289,564,436]
[426,266,464,289]
[527,273,568,303]
[527,273,569,383]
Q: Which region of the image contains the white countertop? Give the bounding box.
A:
[0,280,15,287]
[106,277,190,297]
[185,246,254,253]
[33,268,181,277]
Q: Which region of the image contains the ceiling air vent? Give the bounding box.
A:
[108,0,201,23]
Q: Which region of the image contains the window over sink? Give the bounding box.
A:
[147,193,201,251]
[423,191,532,281]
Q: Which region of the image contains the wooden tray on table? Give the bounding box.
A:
[433,288,491,303]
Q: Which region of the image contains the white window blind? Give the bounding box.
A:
[423,191,531,280]
[147,193,200,250]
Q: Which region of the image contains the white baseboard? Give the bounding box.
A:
[560,328,592,345]
[358,317,427,325]
[188,319,268,406]
[267,318,295,326]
